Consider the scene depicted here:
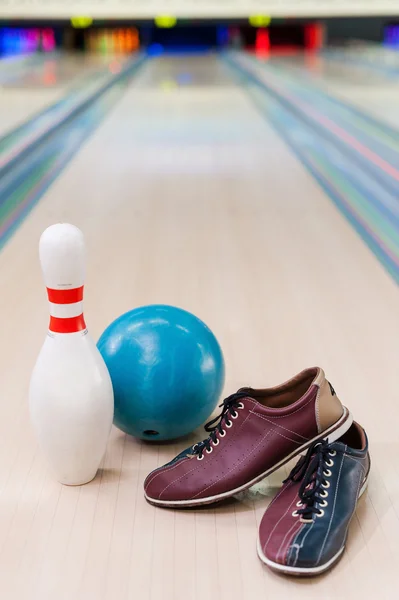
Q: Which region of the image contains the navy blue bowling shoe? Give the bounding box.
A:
[258,421,370,576]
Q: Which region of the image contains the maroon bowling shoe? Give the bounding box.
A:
[144,367,353,507]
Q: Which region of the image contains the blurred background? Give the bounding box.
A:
[2,10,399,57]
[1,1,399,279]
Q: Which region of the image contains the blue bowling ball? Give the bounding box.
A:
[97,305,225,441]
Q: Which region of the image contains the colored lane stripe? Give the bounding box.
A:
[247,55,399,172]
[232,54,399,186]
[266,71,399,166]
[240,54,399,230]
[224,56,399,284]
[291,97,399,182]
[308,154,399,268]
[0,56,146,252]
[0,53,122,160]
[47,286,84,304]
[273,108,399,281]
[49,314,86,334]
[227,56,399,209]
[0,57,141,180]
[275,105,399,280]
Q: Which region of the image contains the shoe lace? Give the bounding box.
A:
[284,439,333,521]
[192,391,248,459]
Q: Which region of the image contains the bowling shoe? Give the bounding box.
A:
[144,367,353,507]
[257,421,370,576]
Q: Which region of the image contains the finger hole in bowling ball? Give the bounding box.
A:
[143,430,160,437]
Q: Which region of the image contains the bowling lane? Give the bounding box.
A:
[313,53,399,129]
[227,51,399,282]
[266,49,399,129]
[0,54,398,600]
[0,51,130,137]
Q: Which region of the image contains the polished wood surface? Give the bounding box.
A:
[0,54,398,599]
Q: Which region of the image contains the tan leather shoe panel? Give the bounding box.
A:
[315,376,344,433]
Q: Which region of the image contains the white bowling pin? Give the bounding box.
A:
[29,223,114,485]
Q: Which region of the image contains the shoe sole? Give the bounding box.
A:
[256,472,369,576]
[145,406,353,508]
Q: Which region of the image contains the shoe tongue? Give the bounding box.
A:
[237,386,255,399]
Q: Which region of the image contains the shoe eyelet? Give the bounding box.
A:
[322,480,330,489]
[220,430,226,438]
[231,412,239,420]
[296,501,303,507]
[299,517,314,524]
[238,402,244,409]
[206,447,213,454]
[213,438,219,447]
[197,455,204,461]
[325,459,334,467]
[320,489,328,498]
[323,469,332,477]
[292,510,299,517]
[319,499,328,508]
[329,450,336,457]
[225,421,233,428]
[317,509,325,518]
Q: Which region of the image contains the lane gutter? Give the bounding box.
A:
[223,54,399,285]
[0,54,147,251]
[0,54,145,178]
[225,53,399,199]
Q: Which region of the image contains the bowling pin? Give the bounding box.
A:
[29,224,114,485]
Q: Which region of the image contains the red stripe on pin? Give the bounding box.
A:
[47,286,84,304]
[49,314,87,334]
